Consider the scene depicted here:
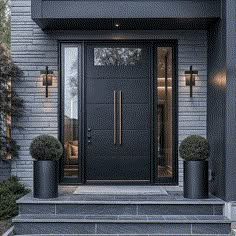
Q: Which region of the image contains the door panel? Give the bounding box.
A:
[85,43,151,182]
[86,155,150,180]
[86,130,150,156]
[86,79,150,104]
[87,104,150,130]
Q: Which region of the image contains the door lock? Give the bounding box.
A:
[87,128,92,143]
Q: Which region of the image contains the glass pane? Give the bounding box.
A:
[94,48,142,66]
[157,47,173,178]
[63,47,79,177]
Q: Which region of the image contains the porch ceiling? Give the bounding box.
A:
[32,0,220,30]
[34,18,218,30]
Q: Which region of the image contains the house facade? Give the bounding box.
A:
[11,0,236,201]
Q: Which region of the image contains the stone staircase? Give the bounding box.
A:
[13,191,232,235]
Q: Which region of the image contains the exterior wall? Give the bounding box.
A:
[208,18,226,199]
[11,0,207,188]
[208,0,236,201]
[224,0,236,201]
[0,160,11,182]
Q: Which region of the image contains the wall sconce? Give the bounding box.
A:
[40,66,53,98]
[185,66,198,98]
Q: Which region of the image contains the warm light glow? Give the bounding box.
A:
[185,74,197,86]
[157,77,172,87]
[42,74,53,86]
[213,73,226,89]
[158,87,172,89]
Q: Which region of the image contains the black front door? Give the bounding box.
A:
[85,43,151,182]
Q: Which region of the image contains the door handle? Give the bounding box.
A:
[119,90,122,145]
[114,91,117,145]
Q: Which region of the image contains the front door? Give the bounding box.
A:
[85,43,151,182]
[60,41,178,185]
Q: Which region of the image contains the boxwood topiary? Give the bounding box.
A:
[30,135,63,161]
[179,135,209,161]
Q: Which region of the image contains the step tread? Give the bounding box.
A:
[14,234,232,236]
[17,193,225,205]
[13,214,231,223]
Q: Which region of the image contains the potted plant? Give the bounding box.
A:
[179,135,209,199]
[30,135,63,199]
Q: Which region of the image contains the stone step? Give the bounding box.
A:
[14,234,233,236]
[17,195,225,216]
[18,202,224,216]
[13,214,232,235]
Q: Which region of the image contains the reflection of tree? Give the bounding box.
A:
[69,59,78,97]
[94,48,142,66]
[69,76,78,97]
[158,48,172,78]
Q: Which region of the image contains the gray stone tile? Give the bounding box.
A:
[194,215,229,221]
[163,215,186,221]
[13,214,86,221]
[115,195,149,201]
[56,204,136,215]
[184,215,199,220]
[192,223,231,234]
[85,215,118,220]
[138,204,214,215]
[213,205,224,215]
[19,204,55,214]
[96,223,191,234]
[15,222,96,234]
[118,215,147,221]
[147,215,165,221]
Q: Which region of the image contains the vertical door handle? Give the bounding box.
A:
[114,91,117,145]
[119,90,122,145]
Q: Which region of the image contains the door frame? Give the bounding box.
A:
[59,40,178,185]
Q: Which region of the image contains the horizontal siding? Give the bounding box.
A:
[0,161,11,182]
[11,0,207,188]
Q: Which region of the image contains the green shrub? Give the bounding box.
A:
[0,188,17,220]
[179,135,209,161]
[0,176,30,220]
[1,176,30,198]
[30,134,63,161]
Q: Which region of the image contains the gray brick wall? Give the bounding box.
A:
[0,160,11,182]
[11,0,207,188]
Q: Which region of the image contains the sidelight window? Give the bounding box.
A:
[62,46,79,178]
[156,47,173,179]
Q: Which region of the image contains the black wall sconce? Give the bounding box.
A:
[40,66,53,98]
[185,66,198,98]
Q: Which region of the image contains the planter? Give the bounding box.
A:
[184,160,208,199]
[33,160,58,198]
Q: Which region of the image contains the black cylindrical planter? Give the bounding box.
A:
[184,160,208,199]
[34,160,58,199]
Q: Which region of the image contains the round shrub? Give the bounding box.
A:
[30,135,63,161]
[179,135,209,161]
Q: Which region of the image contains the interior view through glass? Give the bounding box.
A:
[63,47,79,178]
[157,47,173,178]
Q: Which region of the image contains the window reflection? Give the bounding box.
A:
[94,48,142,66]
[63,47,79,177]
[157,47,173,178]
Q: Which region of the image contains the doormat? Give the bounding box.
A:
[73,186,168,195]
